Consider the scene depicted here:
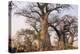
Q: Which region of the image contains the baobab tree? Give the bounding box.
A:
[61,15,78,48]
[12,1,71,50]
[49,15,78,49]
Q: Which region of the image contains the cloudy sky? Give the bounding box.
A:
[11,2,78,36]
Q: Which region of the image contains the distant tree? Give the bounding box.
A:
[49,15,78,49]
[12,29,36,51]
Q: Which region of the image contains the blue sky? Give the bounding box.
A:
[60,5,78,17]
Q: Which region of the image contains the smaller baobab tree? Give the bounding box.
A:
[58,15,77,49]
[61,15,78,49]
[48,15,78,49]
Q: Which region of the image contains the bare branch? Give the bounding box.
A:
[48,23,61,39]
[48,6,62,14]
[42,3,48,8]
[15,10,40,22]
[37,3,48,15]
[15,12,33,18]
[37,2,41,9]
[48,5,70,15]
[31,23,39,33]
[32,10,41,16]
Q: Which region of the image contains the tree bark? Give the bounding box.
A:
[58,34,65,49]
[69,31,74,48]
[39,13,51,50]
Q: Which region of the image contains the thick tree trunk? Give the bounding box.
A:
[69,32,74,48]
[58,34,65,49]
[39,13,51,50]
[64,37,68,49]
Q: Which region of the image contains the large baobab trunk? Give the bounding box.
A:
[40,13,50,50]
